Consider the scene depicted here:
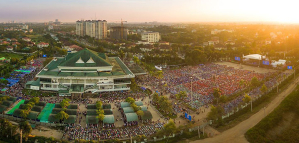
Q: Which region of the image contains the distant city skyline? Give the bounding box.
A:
[0,0,298,23]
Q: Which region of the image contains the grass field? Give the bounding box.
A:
[0,52,23,59]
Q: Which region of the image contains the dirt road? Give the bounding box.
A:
[191,77,299,143]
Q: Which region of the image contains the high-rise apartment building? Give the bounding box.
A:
[141,32,160,43]
[76,20,107,39]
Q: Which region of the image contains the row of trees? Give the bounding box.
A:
[55,99,70,123]
[96,101,105,121]
[20,97,40,118]
[125,97,144,116]
[152,93,174,117]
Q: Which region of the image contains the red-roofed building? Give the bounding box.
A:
[11,38,18,42]
[37,42,49,48]
[69,45,83,51]
[6,46,13,51]
[22,37,31,42]
[1,41,9,45]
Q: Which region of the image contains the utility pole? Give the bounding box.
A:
[190,77,193,102]
[251,97,252,112]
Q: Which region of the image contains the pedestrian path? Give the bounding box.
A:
[38,103,55,123]
[6,100,25,115]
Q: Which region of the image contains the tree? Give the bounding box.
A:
[162,119,177,136]
[19,121,32,141]
[136,110,144,117]
[125,97,135,104]
[207,105,224,126]
[56,111,69,122]
[219,95,227,103]
[158,96,173,114]
[260,84,268,94]
[152,92,160,103]
[29,97,39,104]
[175,91,187,100]
[250,77,259,87]
[130,78,138,91]
[133,56,140,65]
[96,101,103,109]
[96,113,105,121]
[239,79,245,89]
[242,94,251,104]
[213,88,221,104]
[20,110,29,119]
[60,99,70,110]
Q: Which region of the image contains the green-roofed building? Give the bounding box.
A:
[26,48,135,94]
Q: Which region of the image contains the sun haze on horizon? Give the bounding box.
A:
[0,0,298,23]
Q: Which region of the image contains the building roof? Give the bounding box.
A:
[37,48,133,78]
[59,48,111,67]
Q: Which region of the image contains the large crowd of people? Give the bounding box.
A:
[63,122,164,141]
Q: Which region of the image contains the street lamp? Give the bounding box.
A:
[190,77,193,102]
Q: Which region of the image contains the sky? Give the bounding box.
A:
[0,0,298,23]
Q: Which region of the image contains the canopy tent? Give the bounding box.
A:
[135,101,143,106]
[2,101,13,107]
[67,104,78,109]
[87,110,98,116]
[140,106,147,111]
[86,115,99,124]
[102,104,111,109]
[104,109,113,115]
[141,111,153,120]
[123,107,135,113]
[64,115,76,124]
[8,97,17,102]
[125,113,138,122]
[54,104,62,108]
[51,108,62,114]
[31,106,43,112]
[87,104,97,109]
[120,102,130,108]
[28,111,39,120]
[0,105,7,113]
[103,115,115,124]
[48,114,59,123]
[12,109,22,117]
[36,102,46,106]
[24,100,30,104]
[65,109,77,115]
[19,104,26,109]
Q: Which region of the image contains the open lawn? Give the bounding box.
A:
[0,52,23,59]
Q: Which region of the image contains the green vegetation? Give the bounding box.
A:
[246,85,299,143]
[152,93,175,118]
[0,52,23,59]
[20,97,40,118]
[96,101,105,121]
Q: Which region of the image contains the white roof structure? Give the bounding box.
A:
[243,54,266,61]
[271,59,286,67]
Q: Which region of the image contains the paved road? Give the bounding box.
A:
[192,77,299,143]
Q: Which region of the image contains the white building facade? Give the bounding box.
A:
[141,32,160,43]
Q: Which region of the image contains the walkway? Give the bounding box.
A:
[6,100,24,115]
[38,103,55,123]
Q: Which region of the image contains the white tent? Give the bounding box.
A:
[271,59,286,67]
[243,54,266,61]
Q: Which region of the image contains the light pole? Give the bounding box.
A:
[190,77,193,102]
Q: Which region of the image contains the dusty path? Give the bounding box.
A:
[191,77,299,143]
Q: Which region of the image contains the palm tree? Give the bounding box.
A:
[19,121,32,143]
[239,79,245,89]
